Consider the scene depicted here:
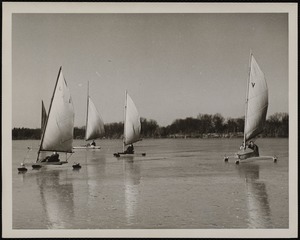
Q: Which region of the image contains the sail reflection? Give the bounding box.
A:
[123,158,141,225]
[237,163,272,228]
[36,169,74,229]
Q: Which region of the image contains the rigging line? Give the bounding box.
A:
[66,152,74,162]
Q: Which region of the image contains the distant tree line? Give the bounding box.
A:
[263,112,289,137]
[12,128,41,140]
[12,112,289,140]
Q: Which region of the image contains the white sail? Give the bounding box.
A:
[40,67,74,153]
[85,96,105,141]
[124,92,141,145]
[244,55,268,142]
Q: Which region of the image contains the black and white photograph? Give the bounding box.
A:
[2,2,298,238]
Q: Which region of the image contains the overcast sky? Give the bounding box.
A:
[12,13,288,128]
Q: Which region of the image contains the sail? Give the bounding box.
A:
[41,100,47,136]
[85,97,105,141]
[40,68,75,153]
[244,55,268,141]
[124,92,141,145]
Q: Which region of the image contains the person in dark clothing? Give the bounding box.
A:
[90,140,96,146]
[248,141,259,156]
[42,152,60,162]
[48,152,60,162]
[125,144,134,154]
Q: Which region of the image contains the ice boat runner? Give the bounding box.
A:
[224,53,276,164]
[32,67,75,168]
[114,91,146,157]
[73,81,105,150]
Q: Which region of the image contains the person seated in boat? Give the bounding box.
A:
[247,141,259,156]
[124,144,134,154]
[46,152,60,162]
[90,140,96,147]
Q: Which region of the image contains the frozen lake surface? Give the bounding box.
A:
[12,138,288,229]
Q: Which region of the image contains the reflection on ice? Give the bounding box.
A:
[123,158,141,225]
[12,139,288,229]
[237,163,272,228]
[85,149,107,200]
[36,170,74,229]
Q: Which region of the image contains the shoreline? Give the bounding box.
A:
[12,135,288,141]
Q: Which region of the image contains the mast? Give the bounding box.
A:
[243,50,252,149]
[123,90,127,152]
[85,81,90,141]
[37,66,62,162]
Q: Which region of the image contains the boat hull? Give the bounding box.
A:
[113,152,146,157]
[32,161,68,168]
[73,146,101,150]
[236,148,259,160]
